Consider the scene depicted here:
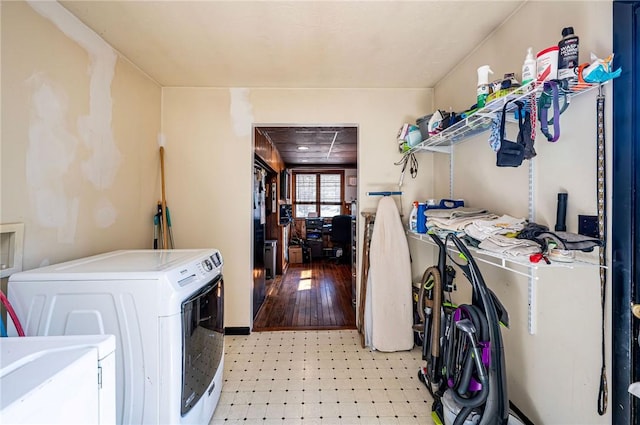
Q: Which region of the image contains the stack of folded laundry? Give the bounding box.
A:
[426,207,496,233]
[464,214,540,257]
[424,207,540,258]
[477,234,541,257]
[463,214,527,241]
[421,206,602,260]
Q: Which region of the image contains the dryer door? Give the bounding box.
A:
[181,274,224,416]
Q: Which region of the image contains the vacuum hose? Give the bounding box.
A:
[456,354,476,395]
[418,266,443,382]
[452,367,489,425]
[451,318,489,424]
[454,406,478,425]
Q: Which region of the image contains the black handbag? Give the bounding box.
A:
[496,99,525,167]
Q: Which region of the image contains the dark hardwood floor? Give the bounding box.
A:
[253,258,356,331]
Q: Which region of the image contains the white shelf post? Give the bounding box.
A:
[528,156,536,334]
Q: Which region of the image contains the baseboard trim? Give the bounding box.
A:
[224,326,251,335]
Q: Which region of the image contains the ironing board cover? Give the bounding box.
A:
[364,196,413,352]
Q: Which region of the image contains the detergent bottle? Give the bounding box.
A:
[558,27,579,81]
[416,203,428,234]
[409,201,419,232]
[476,65,494,108]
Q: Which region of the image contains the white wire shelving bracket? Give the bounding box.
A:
[449,149,454,199]
[528,158,537,334]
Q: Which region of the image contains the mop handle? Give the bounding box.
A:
[160,147,169,249]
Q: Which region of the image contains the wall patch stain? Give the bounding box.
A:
[230,88,253,138]
[59,197,80,244]
[94,196,117,228]
[28,1,121,189]
[26,74,79,243]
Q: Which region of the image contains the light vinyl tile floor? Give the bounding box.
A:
[210,330,434,425]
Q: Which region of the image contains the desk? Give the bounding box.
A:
[306,218,325,258]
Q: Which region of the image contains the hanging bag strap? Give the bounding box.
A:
[498,99,525,142]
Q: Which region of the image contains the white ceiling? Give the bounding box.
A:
[60,0,525,89]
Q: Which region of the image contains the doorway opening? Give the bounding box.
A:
[252,125,358,331]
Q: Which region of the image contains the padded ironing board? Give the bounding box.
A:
[364,196,413,352]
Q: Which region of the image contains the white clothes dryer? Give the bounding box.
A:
[7,249,224,425]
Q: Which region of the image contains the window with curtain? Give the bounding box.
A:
[293,171,343,218]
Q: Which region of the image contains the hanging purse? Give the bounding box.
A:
[496,99,526,167]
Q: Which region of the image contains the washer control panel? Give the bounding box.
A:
[202,258,213,271]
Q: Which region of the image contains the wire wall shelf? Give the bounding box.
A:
[406,231,604,279]
[409,79,602,154]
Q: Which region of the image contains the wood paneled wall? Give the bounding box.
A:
[254,129,285,172]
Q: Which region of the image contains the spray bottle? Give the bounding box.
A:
[476,65,493,108]
[521,47,536,86]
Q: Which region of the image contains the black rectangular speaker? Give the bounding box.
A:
[578,215,599,238]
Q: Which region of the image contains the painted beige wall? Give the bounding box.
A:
[1,1,161,270]
[161,88,434,327]
[428,1,613,423]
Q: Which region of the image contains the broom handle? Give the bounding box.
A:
[160,146,169,249]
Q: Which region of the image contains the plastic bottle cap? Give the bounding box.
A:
[562,27,574,37]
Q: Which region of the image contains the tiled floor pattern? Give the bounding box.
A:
[210,330,433,425]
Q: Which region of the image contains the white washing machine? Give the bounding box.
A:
[0,334,116,424]
[7,249,224,425]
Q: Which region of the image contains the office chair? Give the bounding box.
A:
[330,215,352,264]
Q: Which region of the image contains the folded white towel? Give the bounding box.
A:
[428,213,498,232]
[464,215,527,241]
[478,234,540,257]
[426,207,489,219]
